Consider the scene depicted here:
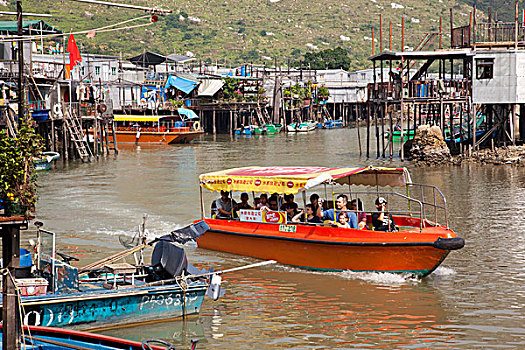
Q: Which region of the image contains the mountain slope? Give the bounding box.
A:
[11,0,511,69]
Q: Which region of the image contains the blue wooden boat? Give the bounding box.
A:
[1,325,170,349]
[34,152,60,171]
[0,222,214,330]
[317,119,344,129]
[234,125,258,135]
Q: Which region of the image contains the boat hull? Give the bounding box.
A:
[1,283,207,330]
[195,218,460,277]
[1,325,165,350]
[114,130,203,144]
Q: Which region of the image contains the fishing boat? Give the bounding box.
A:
[287,121,316,132]
[0,221,215,329]
[190,166,464,277]
[109,108,203,144]
[261,123,283,135]
[317,119,344,129]
[235,125,259,135]
[33,152,60,171]
[1,325,171,349]
[384,126,416,142]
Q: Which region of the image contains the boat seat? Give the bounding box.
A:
[103,263,137,289]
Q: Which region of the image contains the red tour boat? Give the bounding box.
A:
[193,166,464,277]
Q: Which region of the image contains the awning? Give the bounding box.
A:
[0,20,62,35]
[199,166,411,194]
[165,75,198,94]
[166,54,196,63]
[197,79,224,97]
[177,108,199,120]
[129,51,166,67]
[113,115,160,122]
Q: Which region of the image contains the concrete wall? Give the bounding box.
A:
[472,50,524,104]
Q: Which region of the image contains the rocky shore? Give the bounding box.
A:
[404,125,525,166]
[452,145,525,166]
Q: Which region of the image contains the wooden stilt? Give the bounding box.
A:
[355,104,362,156]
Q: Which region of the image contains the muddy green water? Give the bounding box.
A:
[33,129,524,349]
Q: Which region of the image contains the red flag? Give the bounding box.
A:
[67,30,82,68]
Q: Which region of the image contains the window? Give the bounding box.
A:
[81,66,85,75]
[95,66,100,75]
[111,67,117,75]
[476,58,494,80]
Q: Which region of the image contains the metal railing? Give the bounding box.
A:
[368,79,470,101]
[476,22,525,44]
[406,183,448,229]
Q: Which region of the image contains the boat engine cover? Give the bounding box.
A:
[151,241,188,279]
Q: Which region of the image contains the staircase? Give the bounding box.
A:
[63,109,92,162]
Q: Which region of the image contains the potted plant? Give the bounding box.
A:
[318,85,330,101]
[0,116,43,217]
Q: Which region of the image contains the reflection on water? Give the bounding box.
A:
[35,129,525,348]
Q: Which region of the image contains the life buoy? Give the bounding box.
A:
[97,103,107,113]
[193,121,200,131]
[53,103,63,117]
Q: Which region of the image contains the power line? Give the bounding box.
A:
[71,0,172,15]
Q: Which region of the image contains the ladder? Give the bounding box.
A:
[262,108,272,123]
[63,109,92,162]
[2,106,18,138]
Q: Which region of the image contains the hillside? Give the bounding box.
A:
[10,0,517,70]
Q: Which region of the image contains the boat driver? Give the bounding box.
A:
[322,194,358,229]
[216,190,236,219]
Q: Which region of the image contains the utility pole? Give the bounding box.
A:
[17,0,24,121]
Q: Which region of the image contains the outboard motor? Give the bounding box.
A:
[151,241,188,280]
[151,240,205,280]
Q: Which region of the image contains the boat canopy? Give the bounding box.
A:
[113,115,184,122]
[199,166,411,194]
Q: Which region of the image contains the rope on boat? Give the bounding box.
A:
[142,260,277,288]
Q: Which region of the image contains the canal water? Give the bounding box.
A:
[34,128,524,349]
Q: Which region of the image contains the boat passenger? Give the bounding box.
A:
[236,192,253,211]
[282,202,299,222]
[292,204,322,224]
[309,193,323,218]
[349,198,368,229]
[254,197,260,208]
[216,190,236,219]
[268,195,279,211]
[371,197,397,231]
[337,211,351,228]
[280,194,298,211]
[322,194,358,229]
[257,193,270,210]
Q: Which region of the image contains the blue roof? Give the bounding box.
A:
[165,75,198,94]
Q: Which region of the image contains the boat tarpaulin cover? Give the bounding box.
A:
[165,75,198,94]
[177,108,199,120]
[197,79,224,96]
[199,166,410,194]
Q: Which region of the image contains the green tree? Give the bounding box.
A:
[0,117,43,213]
[302,47,352,70]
